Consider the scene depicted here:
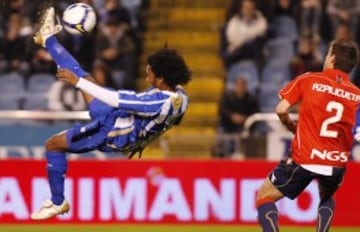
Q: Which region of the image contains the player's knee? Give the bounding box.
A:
[45,134,67,151]
[256,181,282,207]
[256,196,276,208]
[45,136,57,151]
[256,189,273,207]
[319,187,335,201]
[319,196,335,206]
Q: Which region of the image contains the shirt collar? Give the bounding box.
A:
[323,69,350,82]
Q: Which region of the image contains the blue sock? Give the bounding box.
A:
[45,36,89,78]
[46,151,68,205]
[317,198,335,232]
[258,202,279,232]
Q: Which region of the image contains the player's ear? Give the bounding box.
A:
[330,54,336,65]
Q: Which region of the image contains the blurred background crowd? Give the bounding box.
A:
[217,0,360,157]
[0,0,149,111]
[0,0,360,158]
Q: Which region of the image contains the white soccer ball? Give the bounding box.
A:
[62,3,96,35]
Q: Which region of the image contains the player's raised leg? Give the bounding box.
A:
[34,7,88,78]
[34,6,97,104]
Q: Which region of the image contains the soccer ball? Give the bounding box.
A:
[62,3,96,35]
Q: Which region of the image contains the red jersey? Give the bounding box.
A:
[279,69,360,167]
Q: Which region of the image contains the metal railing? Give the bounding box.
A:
[0,110,298,127]
[241,112,298,137]
[0,110,90,121]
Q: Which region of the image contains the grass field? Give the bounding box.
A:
[1,225,360,232]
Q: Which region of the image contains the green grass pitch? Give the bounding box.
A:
[1,225,359,232]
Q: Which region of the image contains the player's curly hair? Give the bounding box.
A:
[147,48,192,89]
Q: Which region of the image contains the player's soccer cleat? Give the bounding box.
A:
[33,7,63,47]
[30,199,70,220]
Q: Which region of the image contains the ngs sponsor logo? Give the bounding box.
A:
[310,148,348,162]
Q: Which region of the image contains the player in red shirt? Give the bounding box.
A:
[256,39,360,232]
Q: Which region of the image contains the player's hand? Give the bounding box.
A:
[56,69,79,86]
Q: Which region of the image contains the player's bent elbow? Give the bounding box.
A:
[275,105,286,115]
[275,99,290,115]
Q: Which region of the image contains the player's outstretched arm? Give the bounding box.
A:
[56,69,119,107]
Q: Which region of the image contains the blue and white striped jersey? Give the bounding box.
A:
[104,86,189,154]
[353,105,360,143]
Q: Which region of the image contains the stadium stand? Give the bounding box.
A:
[0,72,25,110]
[269,15,298,41]
[185,77,224,102]
[226,60,260,95]
[258,83,281,113]
[264,38,296,64]
[261,59,291,84]
[259,60,290,112]
[141,0,231,158]
[27,73,56,93]
[23,73,56,110]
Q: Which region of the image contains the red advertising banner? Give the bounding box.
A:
[0,159,359,226]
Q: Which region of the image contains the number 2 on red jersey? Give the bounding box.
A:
[320,101,344,138]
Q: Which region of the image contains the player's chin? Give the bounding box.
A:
[145,77,153,86]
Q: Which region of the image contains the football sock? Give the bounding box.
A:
[317,198,335,232]
[46,151,68,205]
[45,36,88,78]
[257,202,279,232]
